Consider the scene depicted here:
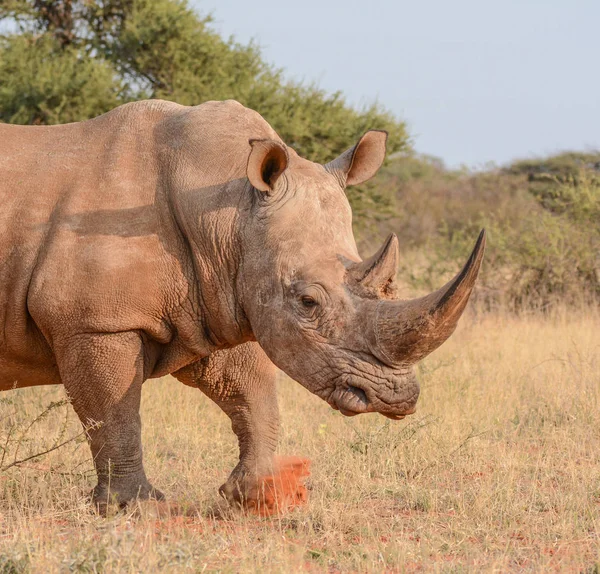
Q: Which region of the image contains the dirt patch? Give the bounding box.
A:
[244,456,311,517]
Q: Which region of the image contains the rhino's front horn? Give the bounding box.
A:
[372,230,486,365]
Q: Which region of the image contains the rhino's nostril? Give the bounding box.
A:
[347,385,368,406]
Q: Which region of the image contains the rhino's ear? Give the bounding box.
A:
[247,139,289,193]
[325,130,387,186]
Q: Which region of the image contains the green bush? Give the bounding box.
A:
[361,154,600,310]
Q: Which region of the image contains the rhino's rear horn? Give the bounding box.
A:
[373,230,486,365]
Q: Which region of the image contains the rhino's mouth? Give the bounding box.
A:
[332,385,369,416]
[330,385,409,420]
[329,380,417,420]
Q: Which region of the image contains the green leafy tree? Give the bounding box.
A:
[0,0,410,165]
[0,33,124,124]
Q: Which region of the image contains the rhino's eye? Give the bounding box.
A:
[301,295,318,309]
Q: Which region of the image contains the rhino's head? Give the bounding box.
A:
[240,131,485,419]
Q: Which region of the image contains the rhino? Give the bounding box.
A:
[0,100,485,513]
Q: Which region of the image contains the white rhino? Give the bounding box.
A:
[0,100,485,513]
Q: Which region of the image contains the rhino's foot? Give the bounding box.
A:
[220,456,311,516]
[92,474,165,516]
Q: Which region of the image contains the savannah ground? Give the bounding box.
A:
[0,309,599,573]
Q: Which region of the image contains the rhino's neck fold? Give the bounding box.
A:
[168,177,255,350]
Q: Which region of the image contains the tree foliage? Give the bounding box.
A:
[0,0,409,164]
[0,33,124,124]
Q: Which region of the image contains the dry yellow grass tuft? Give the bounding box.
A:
[1,310,599,572]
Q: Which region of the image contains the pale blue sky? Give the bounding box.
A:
[197,0,599,168]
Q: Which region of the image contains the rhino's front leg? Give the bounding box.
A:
[54,332,163,514]
[174,342,309,515]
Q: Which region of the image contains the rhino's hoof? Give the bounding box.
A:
[220,456,311,516]
[92,482,165,516]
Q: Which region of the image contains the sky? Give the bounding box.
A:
[196,0,600,168]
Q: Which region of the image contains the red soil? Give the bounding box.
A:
[243,456,311,517]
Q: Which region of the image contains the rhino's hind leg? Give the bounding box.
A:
[174,342,310,516]
[54,331,163,514]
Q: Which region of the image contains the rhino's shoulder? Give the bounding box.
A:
[164,99,279,141]
[150,100,281,178]
[190,99,269,124]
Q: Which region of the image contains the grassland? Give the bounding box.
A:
[1,309,599,573]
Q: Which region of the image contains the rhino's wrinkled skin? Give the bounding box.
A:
[0,100,485,511]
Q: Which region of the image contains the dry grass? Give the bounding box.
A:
[1,310,599,572]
